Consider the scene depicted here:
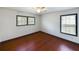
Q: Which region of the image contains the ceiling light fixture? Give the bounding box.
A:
[33,7,47,13]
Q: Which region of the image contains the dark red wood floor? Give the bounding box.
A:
[0,31,79,51]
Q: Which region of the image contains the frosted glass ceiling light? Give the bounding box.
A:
[33,7,47,13]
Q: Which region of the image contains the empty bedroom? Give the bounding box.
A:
[0,7,79,51]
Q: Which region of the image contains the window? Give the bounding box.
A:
[60,13,78,36]
[28,17,35,25]
[16,15,35,26]
[16,15,27,26]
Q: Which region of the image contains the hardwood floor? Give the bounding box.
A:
[0,31,79,51]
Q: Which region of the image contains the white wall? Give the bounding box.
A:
[0,8,40,42]
[41,8,79,44]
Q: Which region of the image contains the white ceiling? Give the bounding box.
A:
[7,7,76,15]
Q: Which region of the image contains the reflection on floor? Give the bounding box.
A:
[0,31,79,51]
